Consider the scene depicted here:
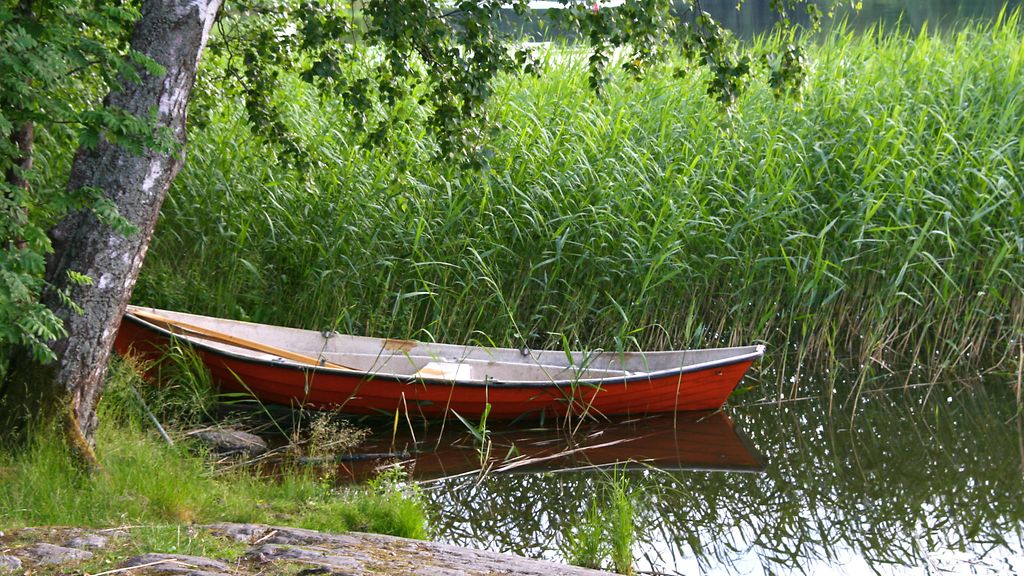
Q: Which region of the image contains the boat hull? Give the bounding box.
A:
[114,311,761,419]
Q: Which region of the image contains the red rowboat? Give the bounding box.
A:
[114,306,764,419]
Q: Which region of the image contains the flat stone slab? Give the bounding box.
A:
[248,543,363,572]
[208,523,610,575]
[120,553,235,575]
[186,429,268,457]
[2,523,611,575]
[0,555,22,573]
[17,542,94,565]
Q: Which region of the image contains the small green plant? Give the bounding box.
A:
[563,499,606,570]
[310,467,429,539]
[453,403,493,469]
[608,473,636,575]
[560,472,638,574]
[306,412,369,459]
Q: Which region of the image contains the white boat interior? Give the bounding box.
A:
[125,306,764,384]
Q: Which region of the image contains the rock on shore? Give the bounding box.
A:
[0,523,613,575]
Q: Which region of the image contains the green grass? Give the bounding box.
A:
[608,474,635,575]
[558,472,638,574]
[562,499,605,570]
[0,526,250,576]
[132,15,1023,391]
[0,361,429,539]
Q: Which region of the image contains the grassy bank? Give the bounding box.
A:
[135,16,1023,389]
[0,359,428,537]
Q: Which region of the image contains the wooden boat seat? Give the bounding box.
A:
[413,361,474,381]
[309,347,640,381]
[318,351,639,383]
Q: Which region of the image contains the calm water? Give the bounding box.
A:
[507,0,1022,38]
[698,0,1022,36]
[350,375,1024,575]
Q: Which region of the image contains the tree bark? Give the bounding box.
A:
[0,0,222,459]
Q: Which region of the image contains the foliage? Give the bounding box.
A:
[201,0,822,170]
[0,0,160,364]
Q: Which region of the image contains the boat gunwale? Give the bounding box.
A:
[120,309,766,389]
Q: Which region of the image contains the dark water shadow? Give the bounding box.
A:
[333,411,765,482]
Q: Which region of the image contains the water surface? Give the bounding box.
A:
[507,0,1022,38]
[352,377,1024,574]
[700,0,1022,36]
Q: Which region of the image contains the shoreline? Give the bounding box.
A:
[0,522,612,575]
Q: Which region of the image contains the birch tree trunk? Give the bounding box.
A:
[0,0,222,461]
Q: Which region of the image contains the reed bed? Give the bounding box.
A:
[137,16,1024,392]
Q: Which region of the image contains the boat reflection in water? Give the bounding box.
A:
[337,411,764,482]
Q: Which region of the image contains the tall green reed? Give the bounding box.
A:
[563,499,605,570]
[137,14,1024,395]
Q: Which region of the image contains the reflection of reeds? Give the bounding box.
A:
[424,382,1023,574]
[1017,339,1023,474]
[1016,339,1022,406]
